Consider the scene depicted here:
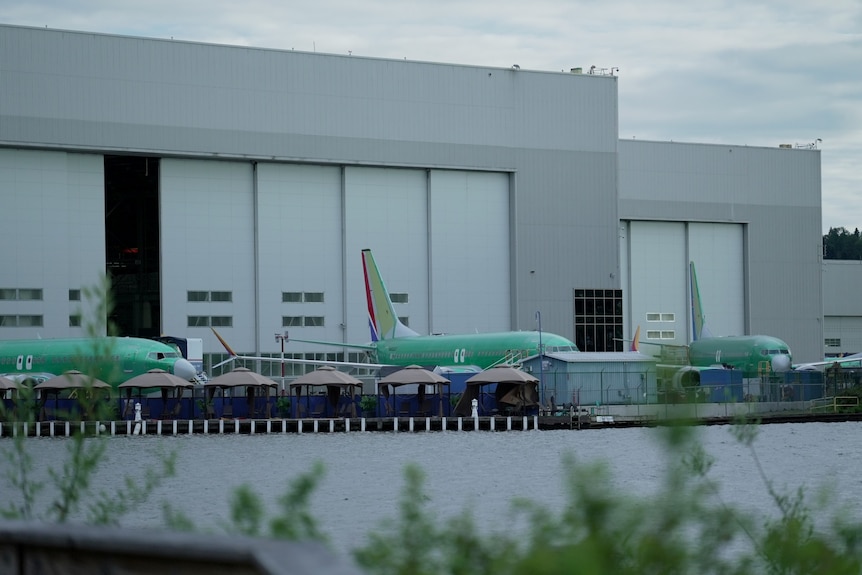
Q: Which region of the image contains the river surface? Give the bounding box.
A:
[5,421,862,555]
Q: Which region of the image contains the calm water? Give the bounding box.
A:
[6,422,862,554]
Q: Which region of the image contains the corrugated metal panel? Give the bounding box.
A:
[823,261,862,316]
[0,25,616,161]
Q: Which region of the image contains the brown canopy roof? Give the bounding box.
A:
[378,365,450,387]
[289,365,363,388]
[465,365,538,385]
[205,367,278,388]
[119,369,195,389]
[34,370,110,390]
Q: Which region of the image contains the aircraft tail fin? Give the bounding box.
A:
[362,249,419,340]
[689,261,713,341]
[630,326,640,352]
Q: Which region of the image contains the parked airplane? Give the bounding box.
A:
[213,249,579,372]
[687,261,792,376]
[0,337,198,387]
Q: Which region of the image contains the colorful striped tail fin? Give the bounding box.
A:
[362,249,419,341]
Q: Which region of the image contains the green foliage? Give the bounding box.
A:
[360,395,377,413]
[0,276,176,525]
[823,227,862,260]
[276,396,292,418]
[352,424,862,575]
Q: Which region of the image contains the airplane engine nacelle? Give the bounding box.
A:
[2,372,55,386]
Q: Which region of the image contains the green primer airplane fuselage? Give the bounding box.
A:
[373,330,578,370]
[689,335,792,377]
[687,261,792,377]
[0,337,198,388]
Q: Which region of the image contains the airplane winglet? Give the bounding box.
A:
[210,327,238,357]
[630,326,640,352]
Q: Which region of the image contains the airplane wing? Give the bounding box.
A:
[793,353,862,371]
[210,328,387,371]
[213,353,389,371]
[284,337,376,351]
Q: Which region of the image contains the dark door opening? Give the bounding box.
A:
[105,156,161,337]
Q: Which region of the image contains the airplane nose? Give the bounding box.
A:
[173,358,197,381]
[772,354,791,373]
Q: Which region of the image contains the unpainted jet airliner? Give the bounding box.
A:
[214,249,579,372]
[0,337,198,387]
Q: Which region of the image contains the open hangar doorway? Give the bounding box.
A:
[104,155,161,337]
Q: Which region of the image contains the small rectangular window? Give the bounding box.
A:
[18,315,43,327]
[660,331,675,339]
[825,338,841,347]
[69,315,82,327]
[646,313,661,322]
[210,291,232,302]
[187,316,210,327]
[211,316,233,327]
[282,292,302,303]
[661,313,675,322]
[69,289,81,301]
[0,315,17,327]
[17,289,42,301]
[0,289,15,300]
[304,316,325,327]
[390,293,409,304]
[188,291,209,302]
[303,292,324,303]
[646,330,661,339]
[283,316,303,327]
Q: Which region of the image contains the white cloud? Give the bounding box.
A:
[3,0,860,231]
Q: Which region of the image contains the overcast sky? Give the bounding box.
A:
[5,1,860,233]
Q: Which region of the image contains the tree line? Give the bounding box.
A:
[824,227,862,259]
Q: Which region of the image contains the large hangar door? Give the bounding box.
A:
[429,170,510,334]
[257,163,343,356]
[627,222,688,347]
[159,159,256,346]
[687,223,745,336]
[343,167,429,340]
[624,221,744,348]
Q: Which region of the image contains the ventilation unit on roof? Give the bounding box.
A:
[571,67,583,74]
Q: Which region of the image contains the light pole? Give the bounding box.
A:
[274,331,289,391]
[536,311,544,406]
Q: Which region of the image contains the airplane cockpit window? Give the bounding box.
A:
[147,351,180,360]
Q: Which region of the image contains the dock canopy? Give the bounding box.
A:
[205,367,278,418]
[455,365,539,416]
[34,371,111,421]
[118,369,195,418]
[378,365,450,417]
[289,365,362,418]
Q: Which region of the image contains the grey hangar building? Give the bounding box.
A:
[0,24,826,376]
